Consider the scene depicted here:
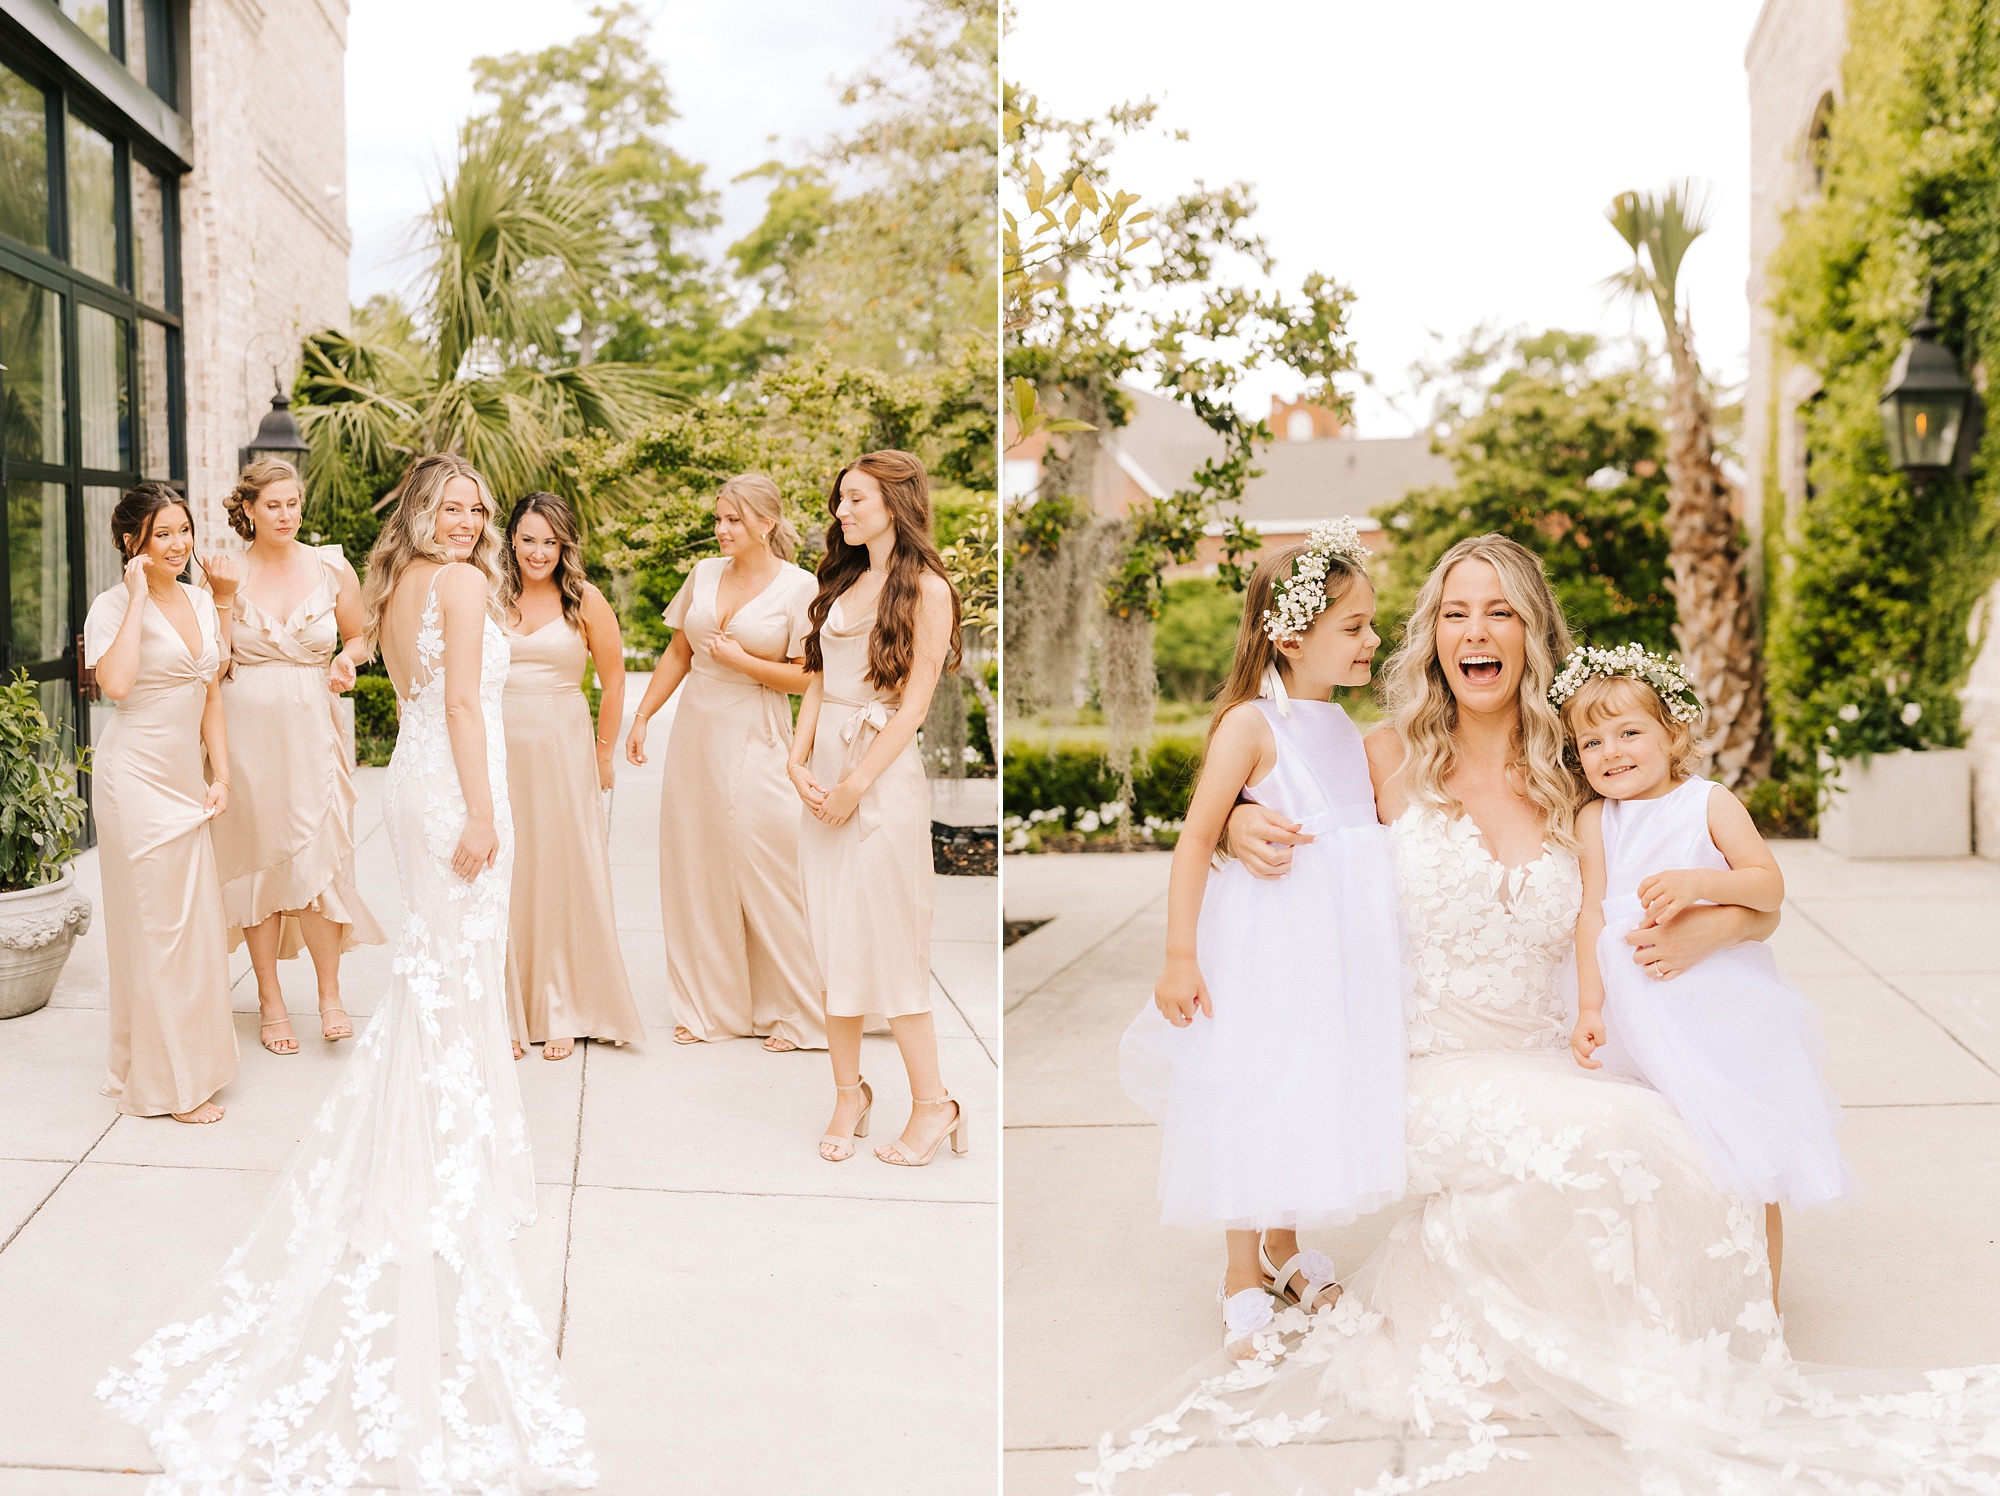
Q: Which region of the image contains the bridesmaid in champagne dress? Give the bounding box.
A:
[83,484,237,1124]
[500,492,645,1059]
[211,458,386,1055]
[627,473,825,1051]
[789,450,967,1166]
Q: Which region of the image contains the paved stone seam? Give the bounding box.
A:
[0,1113,117,1257]
[1790,902,2000,1081]
[1003,890,1168,1016]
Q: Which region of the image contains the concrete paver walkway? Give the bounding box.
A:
[0,687,998,1495]
[1002,841,2000,1492]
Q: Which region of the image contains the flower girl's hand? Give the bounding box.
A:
[1570,1010,1606,1069]
[1636,869,1704,925]
[1154,957,1210,1026]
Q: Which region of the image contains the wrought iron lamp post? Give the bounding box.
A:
[239,374,311,472]
[1879,288,1977,482]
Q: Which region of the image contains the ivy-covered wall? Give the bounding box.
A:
[1764,0,2000,771]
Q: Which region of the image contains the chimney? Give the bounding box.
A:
[1270,395,1346,442]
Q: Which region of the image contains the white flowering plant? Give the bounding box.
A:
[1001,802,1185,854]
[1810,668,1953,762]
[1261,517,1373,644]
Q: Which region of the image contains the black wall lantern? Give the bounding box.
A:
[238,375,311,473]
[1879,287,1976,478]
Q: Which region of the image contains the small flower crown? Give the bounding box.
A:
[1548,643,1704,724]
[1261,517,1372,643]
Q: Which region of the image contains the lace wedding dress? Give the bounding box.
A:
[1089,806,2000,1495]
[99,578,596,1493]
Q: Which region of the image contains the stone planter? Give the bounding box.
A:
[0,868,93,1019]
[1819,747,1971,859]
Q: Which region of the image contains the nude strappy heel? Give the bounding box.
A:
[820,1079,873,1162]
[874,1094,968,1166]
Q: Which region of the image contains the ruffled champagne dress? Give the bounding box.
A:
[82,582,236,1117]
[212,544,385,956]
[502,613,645,1047]
[797,594,935,1021]
[1090,807,2000,1496]
[657,556,825,1047]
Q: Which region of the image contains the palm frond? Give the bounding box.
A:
[426,118,618,380]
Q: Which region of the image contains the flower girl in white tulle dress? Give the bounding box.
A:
[1121,520,1408,1361]
[1558,645,1854,1301]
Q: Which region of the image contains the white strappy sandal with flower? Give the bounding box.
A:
[1260,1239,1341,1314]
[1219,1280,1277,1361]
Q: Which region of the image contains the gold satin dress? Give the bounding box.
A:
[82,583,237,1116]
[212,545,386,957]
[796,595,935,1021]
[657,556,826,1047]
[501,614,646,1047]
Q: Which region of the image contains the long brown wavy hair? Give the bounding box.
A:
[1202,541,1368,758]
[361,453,504,648]
[804,450,962,690]
[1381,533,1581,850]
[500,491,587,630]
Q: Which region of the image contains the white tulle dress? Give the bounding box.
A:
[1120,698,1406,1231]
[98,574,596,1493]
[1088,806,2000,1495]
[1594,777,1854,1207]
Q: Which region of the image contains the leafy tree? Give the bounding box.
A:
[470,4,773,389]
[730,0,996,372]
[1605,181,1768,785]
[1377,330,1676,655]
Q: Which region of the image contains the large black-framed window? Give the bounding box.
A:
[0,25,183,775]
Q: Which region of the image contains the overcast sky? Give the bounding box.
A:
[344,0,905,308]
[1008,0,1764,437]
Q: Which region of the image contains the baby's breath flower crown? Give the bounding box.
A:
[1260,517,1373,644]
[1548,642,1704,724]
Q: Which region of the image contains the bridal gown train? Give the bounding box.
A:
[99,578,596,1493]
[1090,806,2000,1496]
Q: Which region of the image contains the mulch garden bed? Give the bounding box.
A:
[932,821,997,876]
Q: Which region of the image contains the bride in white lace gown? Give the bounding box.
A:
[99,455,595,1493]
[1091,535,2000,1495]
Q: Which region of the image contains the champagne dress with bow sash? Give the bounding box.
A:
[212,544,385,957]
[82,582,236,1116]
[502,613,645,1047]
[657,556,825,1047]
[796,593,935,1020]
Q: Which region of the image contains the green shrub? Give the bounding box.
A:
[1153,577,1241,702]
[0,671,88,890]
[1004,736,1204,822]
[1762,0,2000,777]
[349,675,399,768]
[1740,776,1816,839]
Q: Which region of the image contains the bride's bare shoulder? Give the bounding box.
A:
[1364,723,1409,820]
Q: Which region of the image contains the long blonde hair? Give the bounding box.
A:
[1202,542,1368,758]
[1382,533,1581,850]
[361,453,504,647]
[717,472,801,562]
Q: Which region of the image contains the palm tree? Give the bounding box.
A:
[296,119,679,521]
[1606,181,1768,786]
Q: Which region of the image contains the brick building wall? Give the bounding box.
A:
[178,0,350,543]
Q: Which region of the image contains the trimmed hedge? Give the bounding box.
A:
[1004,737,1204,821]
[349,675,399,768]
